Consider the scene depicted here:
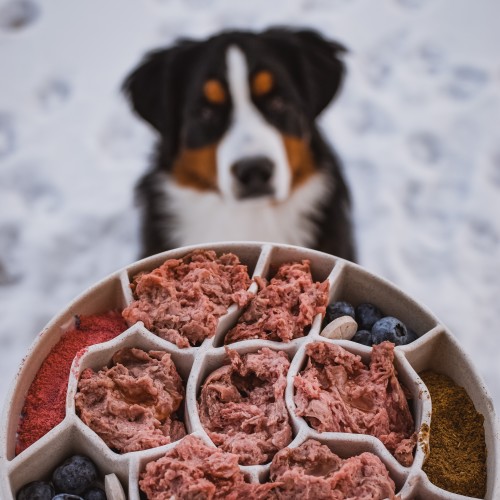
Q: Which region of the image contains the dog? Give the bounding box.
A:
[123,28,356,261]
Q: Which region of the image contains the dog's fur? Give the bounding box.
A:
[123,28,356,261]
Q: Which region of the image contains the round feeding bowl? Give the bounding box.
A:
[1,242,498,499]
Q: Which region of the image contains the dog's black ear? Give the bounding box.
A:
[122,41,199,137]
[262,28,347,118]
[122,49,170,133]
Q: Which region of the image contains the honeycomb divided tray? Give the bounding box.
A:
[1,242,499,499]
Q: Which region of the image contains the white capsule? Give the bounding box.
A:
[321,316,358,340]
[105,473,126,500]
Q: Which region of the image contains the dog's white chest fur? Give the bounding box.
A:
[164,172,330,247]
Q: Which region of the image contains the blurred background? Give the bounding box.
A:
[1,0,499,413]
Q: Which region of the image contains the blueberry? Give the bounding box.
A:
[16,481,54,500]
[325,301,355,324]
[372,317,409,346]
[52,495,84,500]
[52,455,98,495]
[83,488,106,500]
[355,303,384,330]
[351,330,373,346]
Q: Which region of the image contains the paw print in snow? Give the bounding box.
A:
[445,66,489,100]
[37,79,72,112]
[346,100,394,134]
[0,0,40,31]
[407,131,442,164]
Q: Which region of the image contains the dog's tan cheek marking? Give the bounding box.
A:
[203,79,226,104]
[282,135,317,189]
[252,70,274,96]
[171,145,218,191]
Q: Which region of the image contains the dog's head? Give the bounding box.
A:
[123,28,346,202]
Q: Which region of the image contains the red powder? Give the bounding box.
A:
[16,311,128,455]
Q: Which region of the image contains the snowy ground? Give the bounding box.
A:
[1,0,500,414]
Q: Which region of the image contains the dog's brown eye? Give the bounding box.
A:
[269,96,285,112]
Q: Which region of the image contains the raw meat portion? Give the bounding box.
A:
[270,439,397,499]
[198,347,292,465]
[123,250,252,348]
[294,341,416,466]
[225,260,328,344]
[139,435,276,500]
[76,347,185,453]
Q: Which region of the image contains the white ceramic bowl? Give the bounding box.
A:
[1,242,498,499]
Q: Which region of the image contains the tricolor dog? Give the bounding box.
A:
[123,28,356,261]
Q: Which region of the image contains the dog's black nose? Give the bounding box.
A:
[232,156,275,198]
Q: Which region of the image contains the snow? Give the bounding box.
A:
[1,0,500,416]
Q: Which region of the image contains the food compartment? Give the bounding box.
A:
[122,245,260,350]
[404,327,495,499]
[210,245,276,347]
[186,342,300,467]
[134,432,266,500]
[223,246,333,345]
[264,434,409,499]
[5,275,131,461]
[6,422,129,500]
[325,263,439,346]
[67,325,194,455]
[288,338,427,471]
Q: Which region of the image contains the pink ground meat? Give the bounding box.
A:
[140,437,397,500]
[139,435,276,500]
[225,260,329,344]
[122,250,252,348]
[75,348,185,453]
[270,439,397,500]
[198,347,292,465]
[294,341,417,467]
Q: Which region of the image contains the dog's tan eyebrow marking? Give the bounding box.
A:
[251,70,274,96]
[203,79,226,104]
